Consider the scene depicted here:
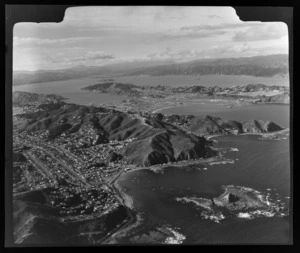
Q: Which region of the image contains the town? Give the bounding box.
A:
[13,120,138,224]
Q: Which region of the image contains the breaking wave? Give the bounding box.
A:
[164,227,186,244]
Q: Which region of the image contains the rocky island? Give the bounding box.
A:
[176,185,289,223]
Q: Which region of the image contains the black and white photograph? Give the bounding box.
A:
[7,5,292,246]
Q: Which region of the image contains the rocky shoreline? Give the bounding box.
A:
[175,185,289,224]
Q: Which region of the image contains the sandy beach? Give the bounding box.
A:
[113,179,135,210]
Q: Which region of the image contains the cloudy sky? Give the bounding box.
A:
[13,6,289,71]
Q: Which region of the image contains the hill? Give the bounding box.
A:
[82,82,139,96]
[13,197,129,244]
[13,91,65,106]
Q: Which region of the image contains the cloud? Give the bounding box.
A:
[51,51,115,63]
[207,14,223,20]
[85,51,115,60]
[180,22,259,32]
[177,22,287,42]
[146,48,206,61]
[145,42,282,62]
[13,36,96,46]
[159,29,228,41]
[232,23,287,41]
[158,22,263,41]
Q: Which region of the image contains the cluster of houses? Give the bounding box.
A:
[47,185,119,216]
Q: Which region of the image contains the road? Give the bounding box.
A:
[41,147,90,186]
[23,151,56,181]
[99,169,137,244]
[22,140,91,187]
[58,145,86,165]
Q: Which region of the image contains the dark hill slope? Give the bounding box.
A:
[242,120,283,133]
[186,115,243,135]
[13,197,129,244]
[97,112,159,141]
[123,130,215,166]
[13,199,66,244]
[13,91,65,106]
[124,132,175,166]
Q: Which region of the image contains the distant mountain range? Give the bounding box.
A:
[13,54,289,86]
[124,54,289,77]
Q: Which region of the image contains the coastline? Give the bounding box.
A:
[206,128,289,140]
[113,179,135,210]
[99,170,142,244]
[152,105,178,114]
[151,99,289,115]
[151,100,235,114]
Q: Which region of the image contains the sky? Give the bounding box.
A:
[13,6,289,71]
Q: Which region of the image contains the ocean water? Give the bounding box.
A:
[12,77,126,106]
[160,103,290,128]
[117,135,291,244]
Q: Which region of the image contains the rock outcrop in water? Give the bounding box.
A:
[242,120,283,133]
[213,185,268,211]
[257,92,290,104]
[175,185,289,223]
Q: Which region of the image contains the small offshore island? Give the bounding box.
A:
[12,88,289,244]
